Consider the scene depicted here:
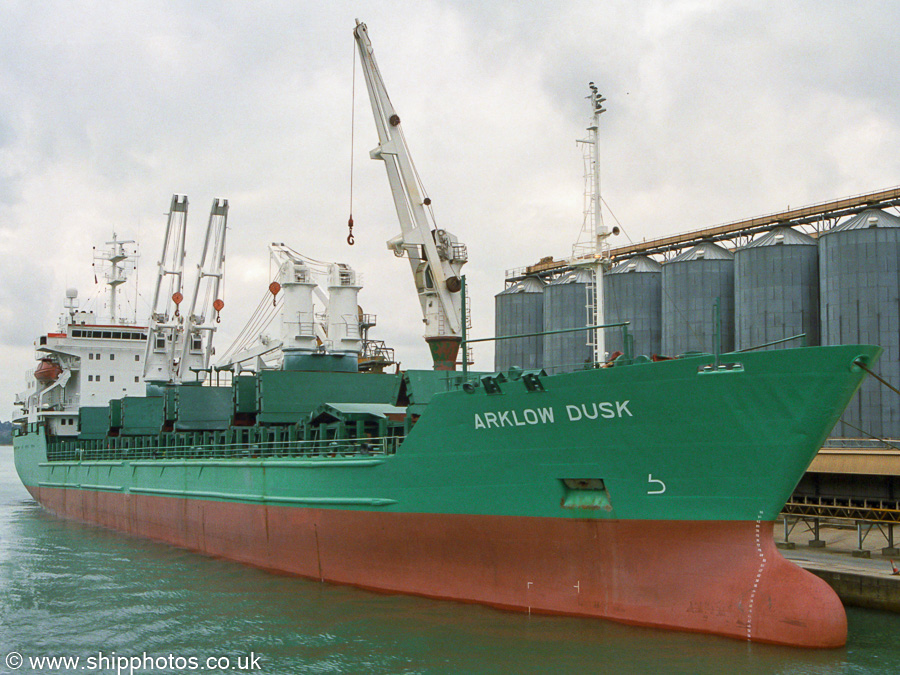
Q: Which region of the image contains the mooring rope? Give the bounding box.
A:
[827,359,900,450]
[854,359,900,397]
[835,417,900,453]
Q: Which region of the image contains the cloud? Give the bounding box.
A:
[3,0,900,416]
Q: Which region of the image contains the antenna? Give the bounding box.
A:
[93,232,138,324]
[573,82,608,260]
[571,83,613,364]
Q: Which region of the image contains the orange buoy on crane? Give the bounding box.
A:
[269,281,281,306]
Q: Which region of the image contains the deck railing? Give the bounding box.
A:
[46,435,403,463]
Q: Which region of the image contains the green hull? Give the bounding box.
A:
[13,344,879,647]
[16,344,878,521]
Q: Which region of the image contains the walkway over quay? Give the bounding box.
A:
[607,185,900,261]
[505,185,900,283]
[783,442,900,560]
[779,519,900,613]
[779,443,900,613]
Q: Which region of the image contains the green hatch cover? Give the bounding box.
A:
[120,396,165,436]
[175,386,233,431]
[233,375,258,414]
[256,371,401,424]
[78,406,111,440]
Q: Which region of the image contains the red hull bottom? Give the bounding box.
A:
[28,486,846,648]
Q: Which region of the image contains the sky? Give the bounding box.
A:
[3,0,900,417]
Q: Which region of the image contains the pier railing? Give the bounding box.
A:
[783,496,900,524]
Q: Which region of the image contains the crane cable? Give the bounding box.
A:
[347,38,356,246]
[219,289,281,363]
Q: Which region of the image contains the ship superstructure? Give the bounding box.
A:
[14,234,147,436]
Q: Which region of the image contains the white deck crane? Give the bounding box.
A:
[177,198,229,382]
[353,20,468,371]
[143,194,189,388]
[268,244,362,372]
[269,243,324,366]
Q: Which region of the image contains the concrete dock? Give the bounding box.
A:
[778,521,900,612]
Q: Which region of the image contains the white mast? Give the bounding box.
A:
[573,83,612,363]
[353,19,468,371]
[93,232,138,324]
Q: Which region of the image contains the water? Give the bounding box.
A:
[2,447,899,675]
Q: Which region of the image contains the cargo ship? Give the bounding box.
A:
[12,21,880,648]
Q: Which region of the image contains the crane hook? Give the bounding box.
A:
[347,215,355,246]
[269,281,281,307]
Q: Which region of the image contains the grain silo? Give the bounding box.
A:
[494,276,545,371]
[662,242,735,356]
[820,208,900,440]
[604,255,662,357]
[734,226,818,351]
[543,267,594,374]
